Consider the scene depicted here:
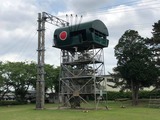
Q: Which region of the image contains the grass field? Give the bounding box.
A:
[0,101,159,120]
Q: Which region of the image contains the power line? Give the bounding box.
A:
[1,22,38,62]
[57,0,160,18]
[96,0,158,11]
[14,31,38,62]
[64,0,140,16]
[90,2,159,15]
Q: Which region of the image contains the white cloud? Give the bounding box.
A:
[0,53,19,62]
[0,0,38,61]
[66,0,113,13]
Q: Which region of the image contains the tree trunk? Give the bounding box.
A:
[135,85,139,105]
[131,80,139,106]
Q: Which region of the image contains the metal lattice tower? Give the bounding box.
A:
[59,47,107,109]
[53,20,109,109]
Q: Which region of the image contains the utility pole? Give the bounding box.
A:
[36,12,69,109]
[36,12,46,109]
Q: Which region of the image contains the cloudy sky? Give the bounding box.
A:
[0,0,160,73]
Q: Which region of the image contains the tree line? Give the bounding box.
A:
[0,61,59,102]
[112,20,160,105]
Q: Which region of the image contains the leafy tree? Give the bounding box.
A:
[0,62,13,101]
[4,62,33,102]
[146,20,160,88]
[0,61,60,102]
[27,63,60,93]
[29,63,60,93]
[26,62,37,89]
[0,62,37,102]
[114,30,159,105]
[45,65,60,93]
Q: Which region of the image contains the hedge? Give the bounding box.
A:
[106,91,131,100]
[106,90,160,100]
[0,101,27,106]
[0,91,159,105]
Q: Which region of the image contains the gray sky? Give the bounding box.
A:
[0,0,160,73]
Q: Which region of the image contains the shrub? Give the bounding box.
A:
[106,91,131,100]
[106,91,158,100]
[0,101,27,106]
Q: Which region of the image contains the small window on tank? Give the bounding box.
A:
[89,28,94,32]
[90,28,106,38]
[94,30,106,39]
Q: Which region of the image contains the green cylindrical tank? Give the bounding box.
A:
[53,19,109,51]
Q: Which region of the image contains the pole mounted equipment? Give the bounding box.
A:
[43,12,69,27]
[36,12,69,110]
[36,12,45,109]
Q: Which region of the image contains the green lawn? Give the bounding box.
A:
[0,101,159,120]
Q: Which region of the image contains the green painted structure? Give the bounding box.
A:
[53,20,109,51]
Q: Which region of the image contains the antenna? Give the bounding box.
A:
[66,14,71,31]
[66,14,83,31]
[70,14,73,31]
[74,14,78,31]
[76,15,83,31]
[66,14,69,25]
